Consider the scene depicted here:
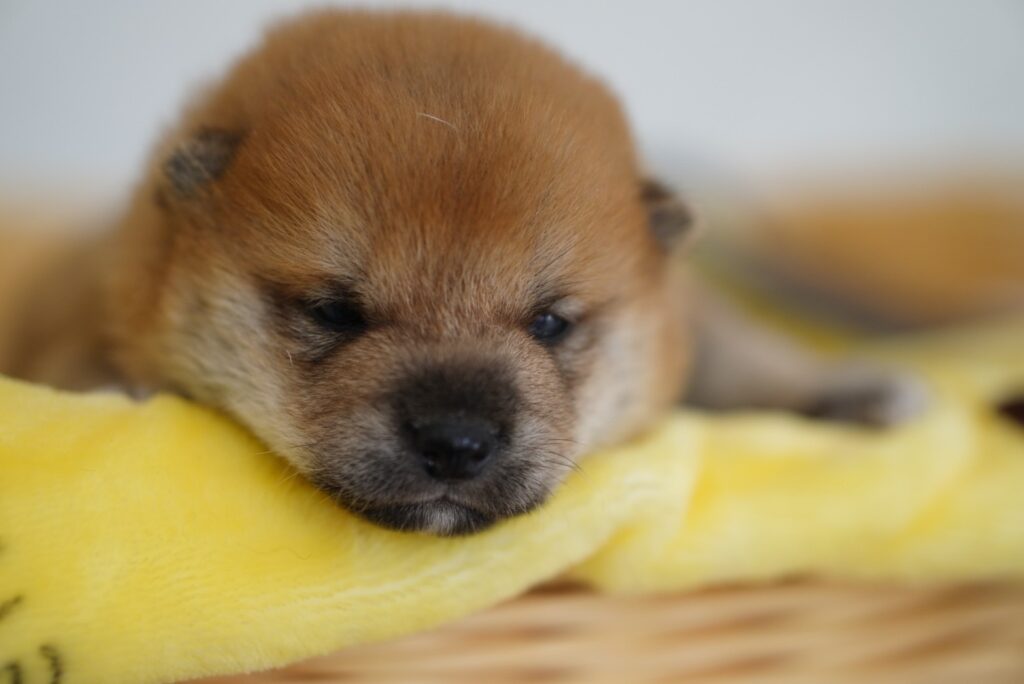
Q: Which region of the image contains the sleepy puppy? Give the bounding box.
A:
[1,10,922,534]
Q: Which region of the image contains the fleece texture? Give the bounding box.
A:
[1,323,1023,683]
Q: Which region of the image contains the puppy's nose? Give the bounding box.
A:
[410,417,497,481]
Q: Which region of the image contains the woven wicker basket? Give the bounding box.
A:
[195,580,1024,683]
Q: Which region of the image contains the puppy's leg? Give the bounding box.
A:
[685,288,928,426]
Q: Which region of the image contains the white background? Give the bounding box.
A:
[1,0,1022,200]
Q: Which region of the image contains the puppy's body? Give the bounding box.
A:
[1,10,923,534]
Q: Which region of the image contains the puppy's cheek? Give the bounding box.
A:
[271,337,397,473]
[572,305,669,450]
[303,405,385,475]
[494,376,579,504]
[152,274,316,467]
[300,401,438,505]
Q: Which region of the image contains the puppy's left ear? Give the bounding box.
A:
[162,128,244,200]
[641,178,696,252]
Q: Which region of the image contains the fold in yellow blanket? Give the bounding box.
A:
[2,323,1023,684]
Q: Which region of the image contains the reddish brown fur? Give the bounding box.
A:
[6,10,693,534]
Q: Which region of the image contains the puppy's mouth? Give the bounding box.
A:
[314,479,545,536]
[308,455,553,536]
[358,497,497,536]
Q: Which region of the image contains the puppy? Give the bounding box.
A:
[0,10,922,535]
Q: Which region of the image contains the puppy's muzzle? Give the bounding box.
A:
[407,415,498,481]
[393,359,518,481]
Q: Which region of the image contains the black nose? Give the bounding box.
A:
[409,417,498,481]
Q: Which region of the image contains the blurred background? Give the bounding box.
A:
[2,0,1023,324]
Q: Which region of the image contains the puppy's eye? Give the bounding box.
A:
[528,311,571,344]
[307,300,368,334]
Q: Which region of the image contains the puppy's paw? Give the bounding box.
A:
[802,364,930,427]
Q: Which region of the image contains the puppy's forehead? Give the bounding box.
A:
[203,12,653,305]
[220,56,647,301]
[238,144,647,316]
[249,173,640,314]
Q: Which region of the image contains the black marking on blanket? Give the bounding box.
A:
[0,643,61,684]
[0,540,63,683]
[2,662,22,684]
[39,645,63,684]
[997,394,1024,429]
[0,596,23,622]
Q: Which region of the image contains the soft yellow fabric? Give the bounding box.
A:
[2,323,1023,684]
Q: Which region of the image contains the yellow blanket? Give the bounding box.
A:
[2,323,1023,684]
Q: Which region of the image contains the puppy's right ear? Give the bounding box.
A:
[641,178,697,252]
[161,128,244,200]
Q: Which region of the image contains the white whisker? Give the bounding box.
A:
[416,111,458,132]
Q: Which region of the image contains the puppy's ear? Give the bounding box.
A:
[641,178,695,251]
[161,128,244,199]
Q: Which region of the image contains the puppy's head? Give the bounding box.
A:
[108,11,693,534]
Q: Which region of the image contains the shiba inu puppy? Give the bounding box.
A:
[0,10,925,534]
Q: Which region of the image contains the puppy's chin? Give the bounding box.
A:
[307,457,555,535]
[357,499,498,536]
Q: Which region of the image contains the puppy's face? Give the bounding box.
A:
[109,12,691,534]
